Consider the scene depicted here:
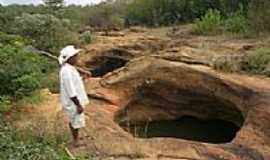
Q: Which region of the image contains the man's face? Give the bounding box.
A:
[67,54,78,65]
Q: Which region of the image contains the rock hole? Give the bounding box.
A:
[120,116,240,144]
[86,49,133,77]
[115,81,245,144]
[90,56,128,77]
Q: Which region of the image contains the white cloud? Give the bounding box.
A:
[0,0,104,6]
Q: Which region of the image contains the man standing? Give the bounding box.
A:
[58,45,89,147]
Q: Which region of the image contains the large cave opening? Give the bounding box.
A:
[115,80,245,144]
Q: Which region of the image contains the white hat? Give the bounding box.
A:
[58,45,81,65]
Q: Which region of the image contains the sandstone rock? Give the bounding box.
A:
[71,56,270,159]
[16,28,270,160]
[16,55,270,159]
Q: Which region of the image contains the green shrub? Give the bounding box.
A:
[13,13,76,53]
[0,32,29,46]
[0,34,57,100]
[110,15,125,29]
[0,96,11,112]
[241,48,270,76]
[79,31,93,45]
[225,9,249,34]
[193,9,224,35]
[0,33,58,112]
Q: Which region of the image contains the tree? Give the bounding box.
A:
[13,13,76,53]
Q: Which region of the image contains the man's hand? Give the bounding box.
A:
[77,105,84,114]
[71,97,84,114]
[82,72,92,80]
[77,68,92,80]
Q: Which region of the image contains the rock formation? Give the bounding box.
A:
[66,54,270,160]
[16,29,270,160]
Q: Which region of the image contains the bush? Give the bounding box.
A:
[214,48,270,77]
[213,55,244,73]
[13,13,76,53]
[241,48,270,76]
[79,31,93,45]
[193,9,224,35]
[225,8,249,34]
[0,96,11,112]
[194,7,250,35]
[0,32,28,47]
[110,15,125,29]
[0,33,57,100]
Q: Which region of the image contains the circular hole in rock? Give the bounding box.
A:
[116,81,245,144]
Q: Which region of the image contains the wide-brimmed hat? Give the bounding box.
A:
[58,45,81,65]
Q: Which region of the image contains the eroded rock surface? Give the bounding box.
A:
[68,56,270,160]
[14,29,270,160]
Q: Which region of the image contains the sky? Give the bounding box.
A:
[0,0,105,6]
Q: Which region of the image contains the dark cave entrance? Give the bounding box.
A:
[120,116,240,144]
[87,48,133,77]
[116,81,245,144]
[90,56,128,77]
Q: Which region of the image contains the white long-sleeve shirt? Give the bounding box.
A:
[60,63,89,111]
